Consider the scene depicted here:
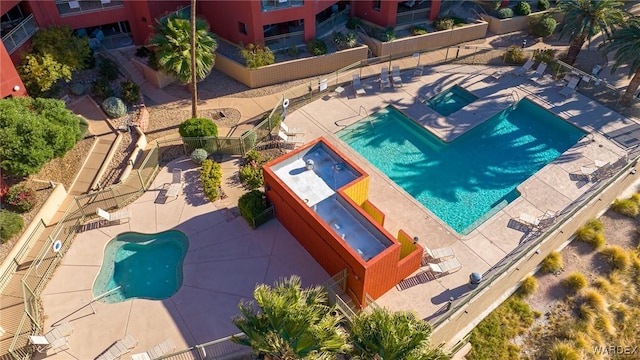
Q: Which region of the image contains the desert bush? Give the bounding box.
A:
[611,198,639,217]
[515,1,532,16]
[599,246,630,270]
[586,219,604,231]
[517,275,538,298]
[333,31,357,50]
[538,0,550,10]
[200,159,222,201]
[240,43,275,68]
[179,118,218,138]
[239,166,263,190]
[190,148,208,164]
[532,16,557,37]
[564,272,587,293]
[287,45,298,57]
[245,150,262,164]
[409,25,428,35]
[346,17,361,30]
[434,17,455,31]
[98,58,119,81]
[0,210,24,243]
[238,190,268,228]
[147,50,160,70]
[581,289,607,312]
[101,97,127,118]
[575,220,605,250]
[91,77,115,100]
[630,192,640,205]
[6,185,36,212]
[533,48,554,64]
[548,341,579,360]
[120,81,140,104]
[504,45,525,64]
[307,38,327,56]
[70,83,86,95]
[135,46,152,58]
[373,27,396,42]
[577,303,597,322]
[541,251,563,273]
[498,7,514,19]
[592,277,623,300]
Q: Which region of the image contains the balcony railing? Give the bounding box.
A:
[262,0,304,12]
[1,14,38,54]
[55,0,124,17]
[396,7,430,26]
[263,30,305,51]
[316,8,349,38]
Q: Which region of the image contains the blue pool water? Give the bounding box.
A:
[338,99,584,234]
[428,85,478,116]
[93,231,189,304]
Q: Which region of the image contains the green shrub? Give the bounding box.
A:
[0,210,24,243]
[135,46,152,58]
[541,251,563,273]
[409,25,428,35]
[517,275,538,298]
[287,45,298,57]
[120,81,140,104]
[179,118,218,138]
[239,165,264,189]
[611,198,639,218]
[548,341,579,360]
[575,220,606,250]
[18,53,72,97]
[434,17,455,31]
[631,192,640,205]
[200,159,222,202]
[498,7,514,19]
[581,288,607,312]
[240,43,275,69]
[307,38,327,56]
[515,1,532,16]
[564,272,587,293]
[147,50,160,70]
[586,219,604,232]
[590,233,606,250]
[532,16,557,37]
[70,83,86,95]
[91,77,115,100]
[6,185,36,212]
[346,17,361,30]
[190,148,208,164]
[599,245,630,270]
[101,97,127,118]
[379,27,396,42]
[533,48,554,64]
[333,31,357,50]
[98,58,119,81]
[504,45,525,64]
[245,150,262,164]
[537,0,550,11]
[238,190,268,228]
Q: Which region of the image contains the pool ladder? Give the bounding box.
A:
[508,91,520,109]
[359,106,374,129]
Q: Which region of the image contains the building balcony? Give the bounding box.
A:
[55,0,124,17]
[316,7,349,38]
[1,14,38,54]
[262,0,304,12]
[396,0,431,26]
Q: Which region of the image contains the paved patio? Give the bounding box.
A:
[39,63,637,358]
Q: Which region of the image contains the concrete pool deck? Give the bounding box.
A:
[39,63,637,358]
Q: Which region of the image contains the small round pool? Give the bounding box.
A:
[93,230,189,304]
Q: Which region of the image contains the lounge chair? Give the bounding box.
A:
[96,334,138,360]
[538,210,556,229]
[280,122,304,137]
[278,130,304,148]
[529,62,548,82]
[513,59,534,76]
[131,338,176,360]
[30,322,74,353]
[413,65,424,77]
[97,208,131,225]
[559,76,579,97]
[380,67,391,90]
[165,169,183,199]
[424,246,455,261]
[392,65,403,87]
[427,258,462,274]
[352,74,366,97]
[519,213,540,229]
[491,70,503,80]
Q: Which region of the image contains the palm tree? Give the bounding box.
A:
[150,9,217,118]
[350,307,450,360]
[231,276,350,359]
[599,17,640,106]
[190,0,197,118]
[555,0,626,65]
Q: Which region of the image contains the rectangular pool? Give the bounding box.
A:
[427,85,478,116]
[337,99,584,234]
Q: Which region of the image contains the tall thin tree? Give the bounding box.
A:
[191,0,198,118]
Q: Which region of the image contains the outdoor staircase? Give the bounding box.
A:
[107,49,146,86]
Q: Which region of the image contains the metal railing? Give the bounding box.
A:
[263,30,305,51]
[261,0,304,12]
[316,8,349,38]
[1,14,38,54]
[396,7,431,26]
[247,206,276,229]
[55,0,124,16]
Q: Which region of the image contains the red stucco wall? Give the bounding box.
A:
[0,41,26,98]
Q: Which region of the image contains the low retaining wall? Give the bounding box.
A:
[131,58,175,89]
[214,45,369,88]
[118,126,148,183]
[481,9,563,35]
[361,21,488,57]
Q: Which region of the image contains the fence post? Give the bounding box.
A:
[112,188,120,209]
[137,169,146,191]
[195,344,207,360]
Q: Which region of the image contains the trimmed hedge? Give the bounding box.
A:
[200,159,222,202]
[434,17,455,31]
[532,16,556,38]
[0,210,24,243]
[6,185,36,212]
[537,0,550,11]
[515,1,531,16]
[504,45,525,64]
[307,39,327,56]
[498,8,514,19]
[409,25,428,35]
[179,118,218,138]
[238,190,268,228]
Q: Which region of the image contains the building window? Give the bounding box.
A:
[238,22,247,35]
[373,0,381,11]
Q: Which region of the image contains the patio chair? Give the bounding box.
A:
[518,213,540,229]
[491,70,504,80]
[513,59,534,76]
[537,210,556,229]
[423,246,455,261]
[30,322,74,353]
[379,67,391,90]
[413,65,424,77]
[97,334,138,360]
[131,338,176,360]
[593,162,612,181]
[278,130,304,148]
[559,77,579,97]
[427,257,462,274]
[529,62,548,82]
[392,65,403,87]
[280,122,305,137]
[97,208,131,225]
[352,74,366,97]
[165,169,183,199]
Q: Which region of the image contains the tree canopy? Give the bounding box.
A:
[0,97,82,177]
[599,16,640,105]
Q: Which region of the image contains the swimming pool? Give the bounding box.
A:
[338,99,584,234]
[93,231,189,304]
[427,85,478,116]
